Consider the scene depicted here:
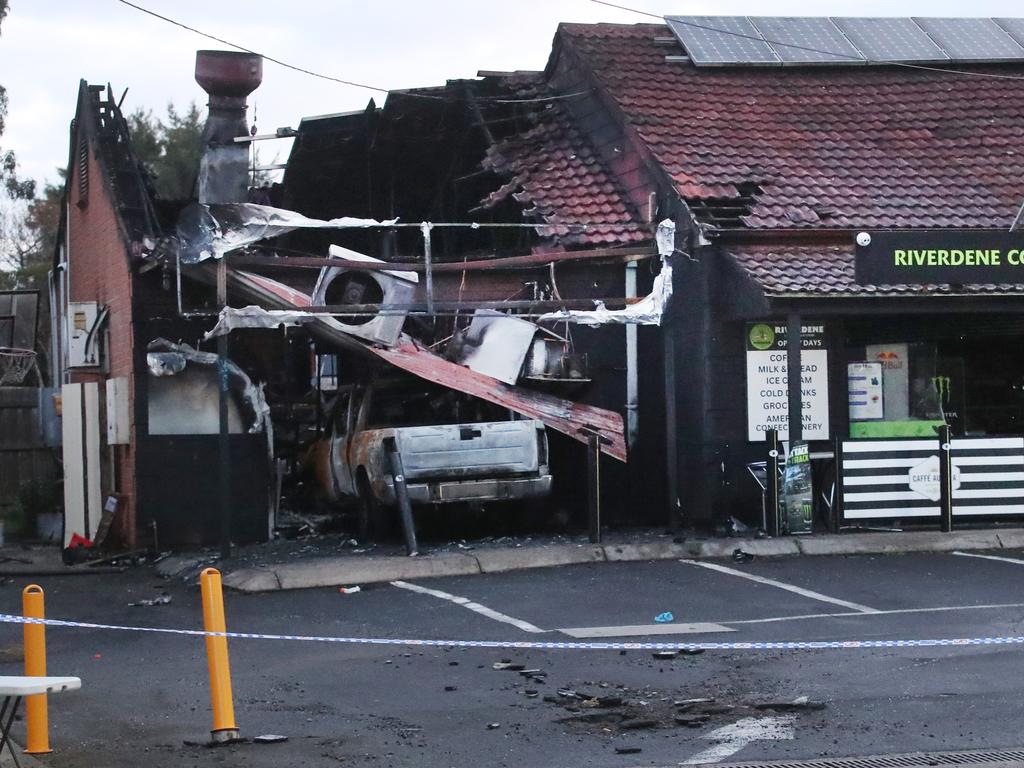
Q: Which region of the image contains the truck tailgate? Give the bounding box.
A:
[395,420,542,480]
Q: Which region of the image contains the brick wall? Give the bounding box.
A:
[66,138,138,547]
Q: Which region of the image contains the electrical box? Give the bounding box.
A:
[106,376,130,445]
[68,301,101,367]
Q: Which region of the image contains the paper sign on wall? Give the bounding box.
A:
[866,343,909,420]
[848,362,883,421]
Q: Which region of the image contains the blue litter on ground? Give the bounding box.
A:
[654,612,674,623]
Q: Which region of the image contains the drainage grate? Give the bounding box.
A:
[709,748,1024,768]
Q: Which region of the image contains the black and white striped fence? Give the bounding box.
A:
[950,437,1024,516]
[841,439,940,520]
[839,436,1024,523]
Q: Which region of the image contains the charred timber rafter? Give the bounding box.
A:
[304,298,642,313]
[228,246,656,273]
[710,228,860,245]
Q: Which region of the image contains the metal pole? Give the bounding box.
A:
[200,568,239,743]
[421,222,435,316]
[22,585,50,755]
[217,258,231,560]
[625,262,639,450]
[786,313,803,443]
[939,424,953,533]
[587,433,601,543]
[766,429,780,537]
[384,437,419,556]
[831,435,843,534]
[664,328,679,531]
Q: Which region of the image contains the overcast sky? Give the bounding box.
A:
[2,0,1022,190]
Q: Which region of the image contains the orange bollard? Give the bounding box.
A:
[22,584,51,754]
[199,568,239,743]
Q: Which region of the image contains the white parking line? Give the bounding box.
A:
[682,560,879,614]
[952,551,1024,566]
[390,580,546,633]
[722,602,1024,625]
[558,623,734,638]
[560,602,1024,639]
[680,715,795,765]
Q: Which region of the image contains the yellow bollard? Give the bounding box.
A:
[200,568,239,743]
[22,584,51,754]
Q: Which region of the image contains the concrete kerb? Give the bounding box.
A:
[796,530,1002,556]
[687,538,801,558]
[475,544,605,573]
[997,530,1024,549]
[219,528,1024,592]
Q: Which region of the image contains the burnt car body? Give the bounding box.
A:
[308,379,552,532]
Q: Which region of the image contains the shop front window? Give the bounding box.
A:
[850,335,1023,438]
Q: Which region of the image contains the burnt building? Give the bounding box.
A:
[51,49,659,550]
[285,16,1024,530]
[53,16,1024,549]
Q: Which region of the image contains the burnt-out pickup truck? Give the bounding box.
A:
[306,379,552,535]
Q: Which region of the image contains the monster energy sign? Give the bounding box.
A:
[855,230,1024,285]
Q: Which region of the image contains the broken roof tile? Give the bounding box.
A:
[478,74,648,249]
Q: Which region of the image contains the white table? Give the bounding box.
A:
[0,676,80,767]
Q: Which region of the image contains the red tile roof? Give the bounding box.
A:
[479,74,649,248]
[558,22,1024,232]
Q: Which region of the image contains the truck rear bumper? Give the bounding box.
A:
[382,475,553,505]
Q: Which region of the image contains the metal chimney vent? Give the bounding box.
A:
[194,50,263,204]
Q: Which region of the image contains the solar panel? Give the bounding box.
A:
[662,15,1024,67]
[664,16,780,66]
[750,17,863,64]
[994,18,1024,49]
[913,17,1024,62]
[834,17,949,63]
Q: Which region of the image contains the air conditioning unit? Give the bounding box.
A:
[310,245,418,347]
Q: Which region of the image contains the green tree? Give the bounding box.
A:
[128,102,204,200]
[0,180,62,381]
[0,0,33,201]
[0,179,60,279]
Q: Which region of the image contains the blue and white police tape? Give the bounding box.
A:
[0,614,1022,652]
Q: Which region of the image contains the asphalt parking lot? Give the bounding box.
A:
[3,549,1024,767]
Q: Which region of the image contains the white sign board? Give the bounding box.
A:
[848,362,884,421]
[745,322,829,442]
[105,377,130,445]
[908,455,961,501]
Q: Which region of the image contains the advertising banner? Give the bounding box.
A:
[782,442,814,534]
[866,343,909,420]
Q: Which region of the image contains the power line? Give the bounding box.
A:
[590,0,1024,83]
[114,0,383,92]
[112,0,592,104]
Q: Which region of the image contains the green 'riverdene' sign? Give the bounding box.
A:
[854,230,1024,285]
